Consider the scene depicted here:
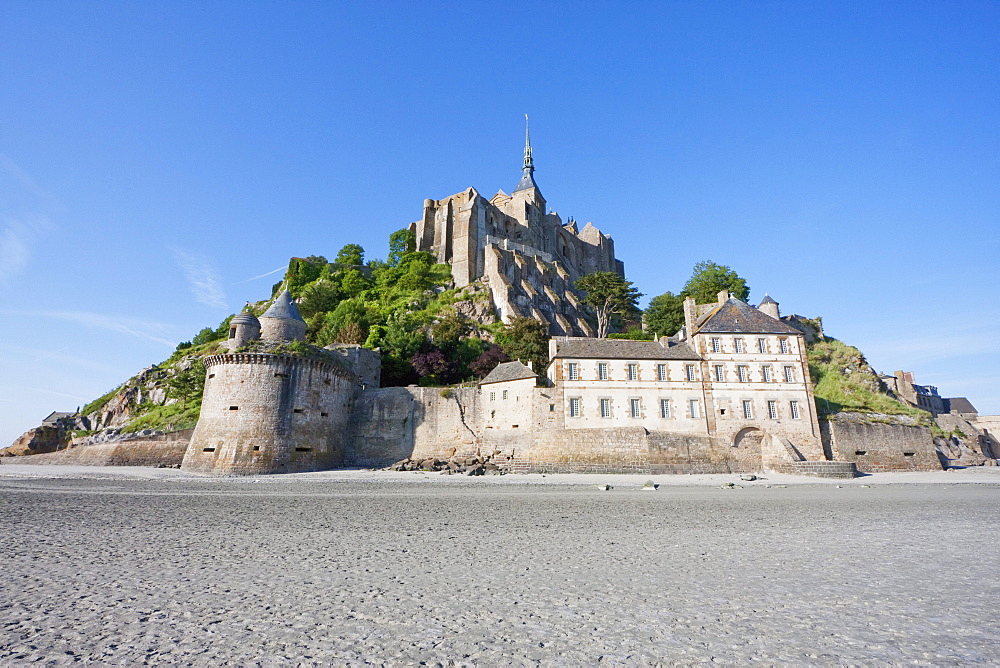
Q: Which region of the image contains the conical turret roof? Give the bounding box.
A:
[260,289,304,322]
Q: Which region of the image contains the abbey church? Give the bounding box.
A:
[176,128,899,479]
[410,123,620,336]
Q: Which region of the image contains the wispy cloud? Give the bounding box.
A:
[171,249,227,309]
[0,155,58,285]
[0,310,177,347]
[0,344,121,374]
[0,221,31,284]
[233,266,286,285]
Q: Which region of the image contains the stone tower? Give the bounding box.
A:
[182,288,362,475]
[259,288,307,342]
[758,294,780,320]
[224,308,261,351]
[181,352,357,475]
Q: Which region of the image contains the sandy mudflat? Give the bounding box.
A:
[1,467,999,665]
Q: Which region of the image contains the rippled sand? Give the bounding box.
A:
[1,467,999,665]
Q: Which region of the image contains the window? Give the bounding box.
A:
[685,364,696,381]
[762,365,772,382]
[659,398,671,418]
[600,398,611,418]
[629,398,641,418]
[734,338,745,353]
[757,338,767,354]
[784,366,795,383]
[490,392,496,401]
[790,400,800,419]
[689,399,700,419]
[767,400,778,419]
[737,365,749,383]
[568,362,579,380]
[711,337,722,353]
[714,364,725,382]
[598,362,609,380]
[627,363,638,381]
[656,364,667,381]
[569,397,581,417]
[502,390,508,400]
[779,338,789,354]
[742,400,753,419]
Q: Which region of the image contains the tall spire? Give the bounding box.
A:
[523,113,533,172]
[513,113,539,193]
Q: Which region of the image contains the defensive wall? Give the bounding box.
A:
[820,416,941,473]
[0,430,192,468]
[182,354,356,475]
[345,385,845,476]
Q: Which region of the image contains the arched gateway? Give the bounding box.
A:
[731,427,765,473]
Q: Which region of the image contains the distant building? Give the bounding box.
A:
[410,118,619,336]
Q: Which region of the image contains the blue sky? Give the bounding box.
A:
[1,1,998,445]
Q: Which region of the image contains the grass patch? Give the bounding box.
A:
[808,337,929,422]
[123,401,200,433]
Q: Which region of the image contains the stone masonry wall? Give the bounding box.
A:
[821,418,941,473]
[2,430,192,468]
[182,354,356,475]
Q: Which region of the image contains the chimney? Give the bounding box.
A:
[683,297,697,336]
[718,290,730,304]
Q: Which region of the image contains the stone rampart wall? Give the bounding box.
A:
[821,419,940,472]
[2,430,192,468]
[182,355,355,475]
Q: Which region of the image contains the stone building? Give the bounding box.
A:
[882,370,947,415]
[183,287,869,476]
[409,121,620,336]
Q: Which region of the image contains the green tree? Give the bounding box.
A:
[682,260,750,304]
[575,272,642,338]
[298,280,342,318]
[335,244,365,267]
[644,291,685,337]
[495,317,549,372]
[387,228,416,267]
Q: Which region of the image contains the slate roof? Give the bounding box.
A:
[481,360,538,385]
[759,294,778,305]
[696,299,801,335]
[231,312,260,327]
[944,397,978,415]
[42,411,75,425]
[550,337,701,361]
[260,289,304,322]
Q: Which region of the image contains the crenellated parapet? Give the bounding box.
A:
[202,353,355,381]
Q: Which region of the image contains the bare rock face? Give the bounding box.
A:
[1,425,66,457]
[452,298,497,326]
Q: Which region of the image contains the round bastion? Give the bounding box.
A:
[181,353,356,475]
